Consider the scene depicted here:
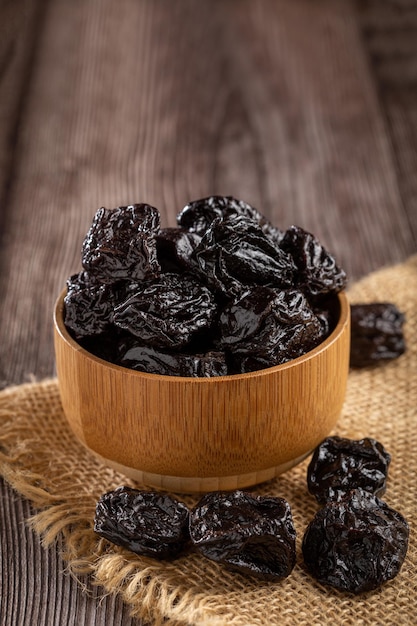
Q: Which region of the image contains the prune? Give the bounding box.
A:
[307,436,391,504]
[350,303,406,368]
[193,214,296,297]
[280,225,347,297]
[64,271,116,339]
[113,273,217,350]
[94,486,190,559]
[189,490,296,581]
[82,204,161,283]
[217,286,276,346]
[118,342,228,377]
[302,489,409,593]
[177,195,275,237]
[226,289,324,372]
[155,227,202,273]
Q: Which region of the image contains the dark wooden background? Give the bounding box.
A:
[1,0,416,624]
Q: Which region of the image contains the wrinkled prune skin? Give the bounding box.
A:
[189,490,296,581]
[64,271,117,339]
[280,225,347,297]
[113,273,217,350]
[82,204,161,283]
[177,195,275,237]
[193,215,296,297]
[302,489,409,593]
[155,227,202,273]
[117,342,228,377]
[307,436,391,504]
[350,303,406,368]
[94,486,190,559]
[224,289,324,372]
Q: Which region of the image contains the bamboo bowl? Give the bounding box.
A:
[53,290,350,493]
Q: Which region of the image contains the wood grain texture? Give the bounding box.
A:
[0,0,47,206]
[1,0,417,624]
[357,0,417,242]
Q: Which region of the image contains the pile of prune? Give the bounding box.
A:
[64,196,347,376]
[302,436,409,593]
[94,487,296,581]
[94,438,408,591]
[350,302,406,368]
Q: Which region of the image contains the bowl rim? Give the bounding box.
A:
[54,288,350,383]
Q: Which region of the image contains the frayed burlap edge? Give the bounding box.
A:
[1,254,416,626]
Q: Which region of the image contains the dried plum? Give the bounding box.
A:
[177,195,274,237]
[113,273,217,350]
[82,204,161,283]
[350,303,406,368]
[193,214,296,297]
[217,286,276,347]
[281,225,347,297]
[302,489,409,593]
[189,490,296,581]
[64,271,116,339]
[226,289,324,372]
[94,486,190,559]
[118,342,228,377]
[307,436,391,504]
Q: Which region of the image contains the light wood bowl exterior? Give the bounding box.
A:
[53,290,350,493]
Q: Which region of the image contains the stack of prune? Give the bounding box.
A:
[64,196,347,376]
[93,439,409,590]
[94,487,297,582]
[303,436,409,593]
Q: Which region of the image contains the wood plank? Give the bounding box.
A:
[356,0,417,242]
[0,478,141,626]
[1,1,416,625]
[0,0,47,206]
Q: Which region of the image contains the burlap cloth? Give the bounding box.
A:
[1,256,416,626]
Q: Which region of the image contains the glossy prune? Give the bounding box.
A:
[302,489,409,593]
[113,273,217,350]
[193,214,296,297]
[94,486,190,559]
[177,195,275,237]
[307,436,391,504]
[350,302,406,368]
[281,225,347,297]
[117,342,228,377]
[217,286,276,346]
[82,204,161,283]
[64,271,116,339]
[189,490,296,581]
[225,289,324,372]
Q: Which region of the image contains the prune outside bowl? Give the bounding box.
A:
[53,289,350,493]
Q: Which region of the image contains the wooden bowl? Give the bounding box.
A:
[53,290,350,493]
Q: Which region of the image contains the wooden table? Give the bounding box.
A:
[1,1,416,624]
